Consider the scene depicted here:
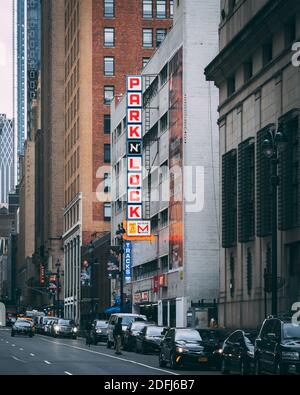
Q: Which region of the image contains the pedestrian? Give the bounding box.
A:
[85,320,93,347]
[113,317,123,355]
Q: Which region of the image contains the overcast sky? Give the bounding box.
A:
[0,0,13,118]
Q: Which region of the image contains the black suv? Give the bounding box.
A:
[255,317,300,375]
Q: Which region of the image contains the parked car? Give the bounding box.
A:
[255,317,300,375]
[123,321,152,351]
[6,315,16,327]
[220,330,256,374]
[196,328,224,369]
[52,319,78,339]
[11,319,34,337]
[44,318,59,336]
[159,328,210,369]
[106,313,147,348]
[136,325,166,354]
[89,320,109,345]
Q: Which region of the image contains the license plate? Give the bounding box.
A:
[199,357,208,362]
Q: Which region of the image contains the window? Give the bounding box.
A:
[143,57,150,68]
[104,85,114,104]
[284,17,296,47]
[160,63,168,85]
[160,112,168,133]
[227,74,236,96]
[143,0,152,18]
[156,28,167,47]
[104,56,114,76]
[160,208,168,228]
[104,0,114,17]
[104,114,111,134]
[156,0,166,18]
[104,203,112,220]
[104,27,115,47]
[161,255,168,272]
[143,29,153,48]
[262,38,273,66]
[104,144,111,163]
[104,173,111,192]
[243,59,253,83]
[170,0,174,18]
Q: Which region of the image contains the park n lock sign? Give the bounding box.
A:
[126,76,151,238]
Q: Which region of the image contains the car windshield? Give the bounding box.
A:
[175,329,202,342]
[121,316,145,325]
[147,326,164,336]
[58,320,73,326]
[283,324,300,339]
[131,322,147,331]
[96,321,108,328]
[16,321,31,327]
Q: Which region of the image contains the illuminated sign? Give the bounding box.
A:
[124,241,132,282]
[127,220,151,237]
[126,76,152,241]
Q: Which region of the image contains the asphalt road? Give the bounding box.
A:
[0,327,220,375]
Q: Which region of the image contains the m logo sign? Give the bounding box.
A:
[127,221,151,237]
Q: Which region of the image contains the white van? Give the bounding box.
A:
[107,313,147,348]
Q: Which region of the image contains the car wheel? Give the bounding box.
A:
[169,352,178,370]
[107,340,112,349]
[73,336,77,340]
[141,343,146,354]
[159,351,167,367]
[93,339,98,345]
[29,334,33,338]
[221,358,230,375]
[11,332,15,337]
[275,361,287,375]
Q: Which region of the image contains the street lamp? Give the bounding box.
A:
[55,259,61,318]
[87,241,95,321]
[262,124,288,316]
[116,223,126,313]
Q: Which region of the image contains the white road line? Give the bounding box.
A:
[30,353,35,357]
[19,348,24,351]
[44,360,51,365]
[39,337,179,376]
[64,371,73,375]
[6,341,9,344]
[12,344,16,347]
[12,356,26,363]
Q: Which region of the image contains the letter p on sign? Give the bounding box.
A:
[127,76,142,91]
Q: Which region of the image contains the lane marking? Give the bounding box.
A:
[44,360,51,365]
[64,371,73,376]
[30,353,35,357]
[39,337,179,376]
[12,356,26,363]
[6,341,9,344]
[12,344,16,347]
[19,348,24,351]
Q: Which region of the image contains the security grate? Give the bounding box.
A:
[238,138,255,243]
[256,125,273,237]
[278,110,300,230]
[222,149,237,248]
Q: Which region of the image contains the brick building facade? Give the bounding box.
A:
[63,0,173,322]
